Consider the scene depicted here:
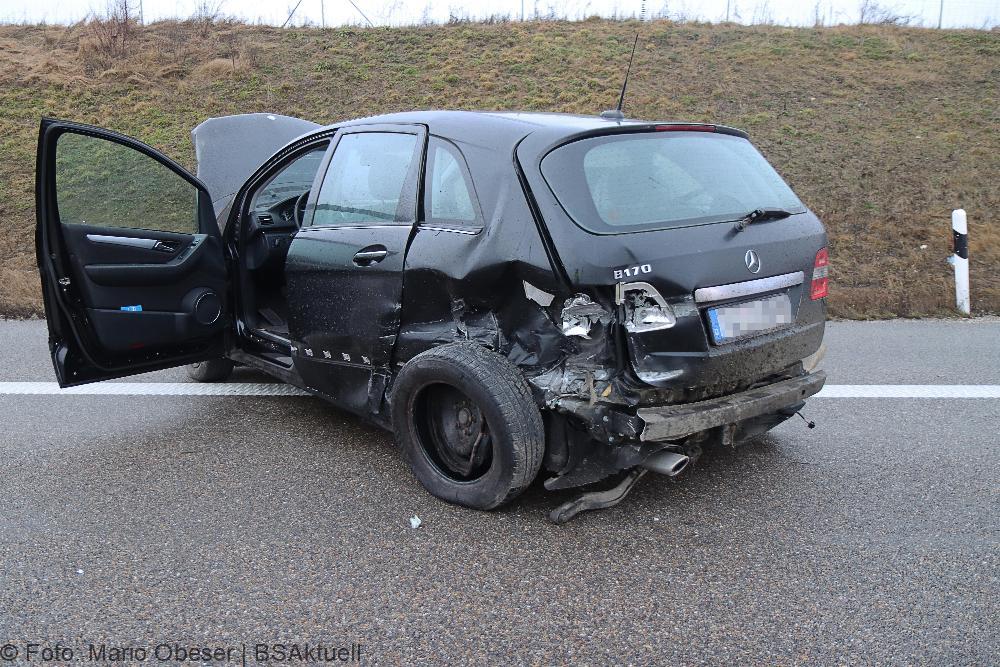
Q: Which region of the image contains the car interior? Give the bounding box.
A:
[239,144,328,346]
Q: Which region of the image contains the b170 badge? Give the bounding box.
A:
[613,264,652,280]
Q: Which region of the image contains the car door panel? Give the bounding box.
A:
[63,223,223,289]
[63,223,195,265]
[283,124,426,417]
[286,225,410,408]
[78,238,222,288]
[85,233,176,250]
[69,227,226,353]
[36,119,229,386]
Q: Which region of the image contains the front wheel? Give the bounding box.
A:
[185,358,234,382]
[391,343,545,510]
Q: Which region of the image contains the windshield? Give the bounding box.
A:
[540,132,806,234]
[253,147,328,210]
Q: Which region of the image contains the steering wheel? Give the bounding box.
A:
[293,190,311,227]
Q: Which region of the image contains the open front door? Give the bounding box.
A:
[36,119,228,387]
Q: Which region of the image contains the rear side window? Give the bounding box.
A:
[424,138,479,224]
[541,132,805,234]
[310,132,418,227]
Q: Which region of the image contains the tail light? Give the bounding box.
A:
[615,282,677,333]
[810,247,829,300]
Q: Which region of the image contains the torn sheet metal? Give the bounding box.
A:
[560,294,612,338]
[523,280,555,307]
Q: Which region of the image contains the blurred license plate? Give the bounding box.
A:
[707,293,793,343]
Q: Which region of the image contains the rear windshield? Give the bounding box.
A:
[540,132,805,234]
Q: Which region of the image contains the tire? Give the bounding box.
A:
[185,358,235,382]
[391,343,545,510]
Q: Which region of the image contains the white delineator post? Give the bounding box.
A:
[951,209,970,315]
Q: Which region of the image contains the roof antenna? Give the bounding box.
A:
[601,33,639,121]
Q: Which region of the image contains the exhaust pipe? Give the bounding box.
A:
[641,450,690,477]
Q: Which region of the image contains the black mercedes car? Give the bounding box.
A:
[35,110,828,521]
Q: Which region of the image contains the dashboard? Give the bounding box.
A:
[245,194,302,271]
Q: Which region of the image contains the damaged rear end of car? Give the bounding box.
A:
[509,119,828,502]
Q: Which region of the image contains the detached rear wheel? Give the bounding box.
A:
[392,343,544,510]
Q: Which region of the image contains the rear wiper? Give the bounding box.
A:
[734,208,793,232]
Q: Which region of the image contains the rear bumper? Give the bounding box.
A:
[637,370,827,442]
[627,317,826,392]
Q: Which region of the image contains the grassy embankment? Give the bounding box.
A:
[0,19,997,317]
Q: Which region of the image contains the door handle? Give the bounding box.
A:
[153,240,179,253]
[353,246,388,266]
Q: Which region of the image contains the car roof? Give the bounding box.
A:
[329,110,655,149]
[323,110,748,156]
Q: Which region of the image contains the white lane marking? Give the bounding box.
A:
[0,382,310,396]
[0,383,996,398]
[815,385,1000,398]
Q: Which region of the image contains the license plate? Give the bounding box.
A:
[707,293,793,343]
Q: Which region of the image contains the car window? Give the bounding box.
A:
[55,131,198,234]
[250,145,328,214]
[310,132,419,227]
[541,132,806,234]
[425,138,478,224]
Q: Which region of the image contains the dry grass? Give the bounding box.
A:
[0,19,997,318]
[0,253,41,318]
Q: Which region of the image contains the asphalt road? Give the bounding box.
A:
[1,319,998,665]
